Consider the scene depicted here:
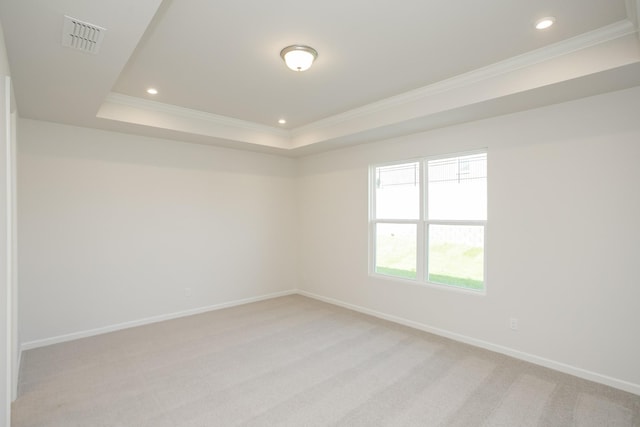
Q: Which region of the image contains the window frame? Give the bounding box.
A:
[369,150,487,295]
[369,160,425,281]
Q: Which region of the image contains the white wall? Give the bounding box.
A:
[0,78,9,427]
[297,86,640,394]
[0,17,18,427]
[13,82,640,397]
[18,119,297,345]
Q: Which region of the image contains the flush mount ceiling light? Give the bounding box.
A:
[280,45,318,71]
[535,17,555,30]
[146,88,158,95]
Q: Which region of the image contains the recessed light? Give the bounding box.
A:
[278,119,287,125]
[146,88,158,95]
[535,17,555,30]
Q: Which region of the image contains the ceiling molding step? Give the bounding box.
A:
[290,31,640,149]
[292,20,635,138]
[104,93,290,136]
[97,93,291,149]
[290,61,640,157]
[97,19,638,153]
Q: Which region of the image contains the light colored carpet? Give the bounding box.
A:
[12,295,640,426]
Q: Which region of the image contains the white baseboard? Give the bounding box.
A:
[297,290,640,396]
[18,287,640,396]
[20,290,296,352]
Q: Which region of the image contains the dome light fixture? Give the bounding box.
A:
[280,45,318,72]
[535,17,555,30]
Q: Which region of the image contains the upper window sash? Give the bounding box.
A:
[426,153,487,221]
[374,161,421,221]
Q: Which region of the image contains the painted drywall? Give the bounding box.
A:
[18,119,297,344]
[297,86,640,392]
[13,81,640,397]
[0,23,8,75]
[0,78,9,427]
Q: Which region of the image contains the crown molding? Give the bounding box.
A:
[104,92,291,138]
[291,19,636,137]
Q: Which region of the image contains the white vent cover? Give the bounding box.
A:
[61,15,106,54]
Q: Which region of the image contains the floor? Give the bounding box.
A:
[12,295,640,426]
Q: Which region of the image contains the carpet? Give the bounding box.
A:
[12,295,640,426]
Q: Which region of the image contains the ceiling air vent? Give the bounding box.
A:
[61,15,106,54]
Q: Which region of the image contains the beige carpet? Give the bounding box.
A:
[12,295,640,426]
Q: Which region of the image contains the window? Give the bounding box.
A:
[370,152,487,292]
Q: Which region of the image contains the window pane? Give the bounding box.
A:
[375,162,420,220]
[375,223,417,279]
[428,154,486,220]
[428,224,484,290]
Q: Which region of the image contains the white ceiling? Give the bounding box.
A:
[1,0,640,155]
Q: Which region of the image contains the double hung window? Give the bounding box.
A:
[370,151,487,292]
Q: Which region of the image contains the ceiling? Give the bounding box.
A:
[1,0,639,156]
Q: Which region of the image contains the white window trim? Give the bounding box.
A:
[369,150,487,295]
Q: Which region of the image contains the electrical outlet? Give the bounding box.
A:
[185,288,192,297]
[510,317,518,330]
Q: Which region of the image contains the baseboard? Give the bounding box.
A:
[18,287,640,396]
[297,290,640,396]
[20,289,296,352]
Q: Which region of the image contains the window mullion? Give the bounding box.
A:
[373,218,421,225]
[416,160,426,281]
[427,219,487,226]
